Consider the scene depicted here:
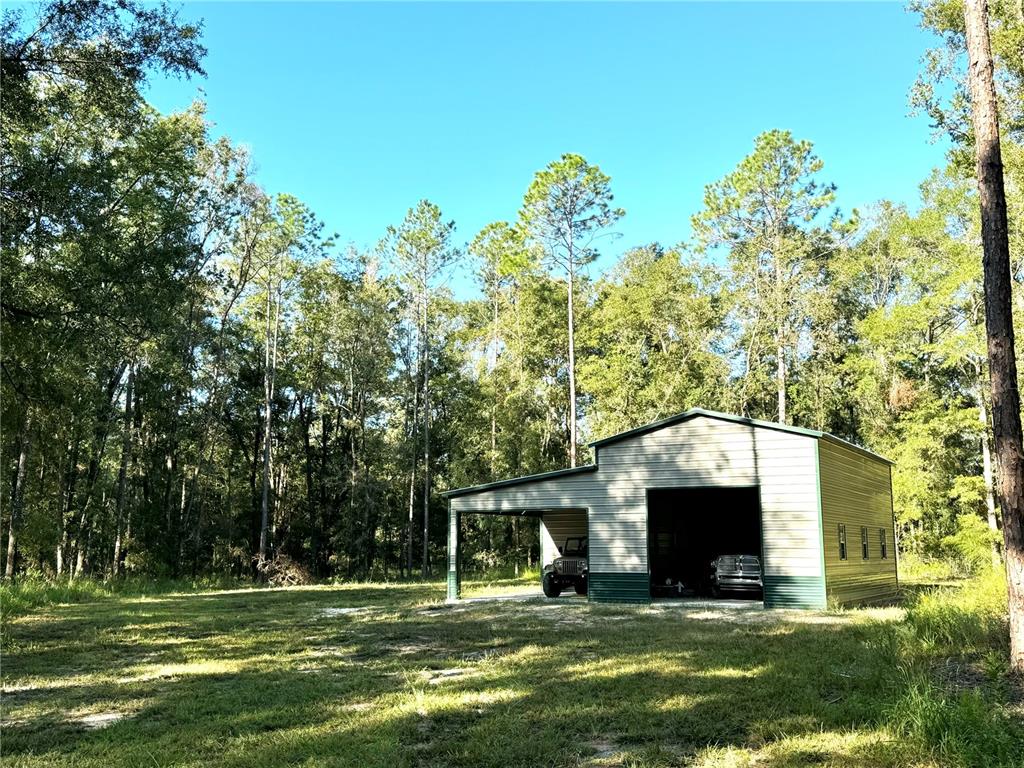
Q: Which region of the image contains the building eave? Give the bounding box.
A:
[443,464,598,499]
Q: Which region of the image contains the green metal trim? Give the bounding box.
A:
[763,575,826,609]
[443,464,598,498]
[814,441,828,600]
[588,572,650,603]
[889,463,900,592]
[446,504,461,602]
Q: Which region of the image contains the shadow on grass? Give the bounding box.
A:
[1,584,1017,767]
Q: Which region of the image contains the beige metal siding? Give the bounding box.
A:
[451,415,823,578]
[819,439,897,604]
[596,418,821,579]
[540,510,587,566]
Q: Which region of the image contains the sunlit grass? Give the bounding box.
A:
[2,572,1020,767]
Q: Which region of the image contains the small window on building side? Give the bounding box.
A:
[838,524,847,560]
[861,526,869,559]
[879,528,887,559]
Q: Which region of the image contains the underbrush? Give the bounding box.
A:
[0,566,539,623]
[0,573,255,622]
[882,567,1022,767]
[897,552,963,583]
[904,567,1009,653]
[461,564,541,583]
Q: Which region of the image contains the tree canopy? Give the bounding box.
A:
[1,1,1020,582]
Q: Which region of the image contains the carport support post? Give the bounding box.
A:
[446,502,461,602]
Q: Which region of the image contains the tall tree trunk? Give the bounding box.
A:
[112,366,134,577]
[490,290,499,478]
[259,277,273,566]
[776,340,787,425]
[421,292,431,578]
[406,377,418,577]
[567,248,577,468]
[319,411,330,576]
[74,362,127,578]
[174,473,187,576]
[964,0,1024,672]
[57,436,80,577]
[774,245,787,425]
[5,410,32,579]
[298,395,319,570]
[248,415,261,566]
[976,370,1001,567]
[259,270,281,567]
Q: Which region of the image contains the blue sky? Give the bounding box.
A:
[142,1,949,297]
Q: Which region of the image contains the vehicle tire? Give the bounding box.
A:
[710,585,722,599]
[574,577,588,596]
[542,572,561,598]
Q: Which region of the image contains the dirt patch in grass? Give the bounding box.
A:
[76,711,127,729]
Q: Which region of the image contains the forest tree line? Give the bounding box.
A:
[2,0,1022,582]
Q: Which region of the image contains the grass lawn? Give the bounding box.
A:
[2,575,1021,767]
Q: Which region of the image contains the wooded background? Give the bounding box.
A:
[2,0,1022,582]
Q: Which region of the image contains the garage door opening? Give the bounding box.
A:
[647,487,763,600]
[540,509,588,599]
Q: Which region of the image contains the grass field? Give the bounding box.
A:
[2,573,1021,768]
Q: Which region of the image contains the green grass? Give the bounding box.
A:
[2,572,1021,767]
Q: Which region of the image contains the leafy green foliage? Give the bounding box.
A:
[0,2,1018,586]
[692,130,846,423]
[580,245,728,437]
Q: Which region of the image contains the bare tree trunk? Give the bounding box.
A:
[298,395,320,569]
[406,377,418,578]
[567,248,577,468]
[259,267,282,567]
[318,411,330,576]
[976,371,1001,567]
[964,0,1024,672]
[73,363,126,578]
[57,435,81,577]
[421,292,431,578]
[259,276,273,566]
[774,246,787,425]
[776,341,787,425]
[490,290,498,478]
[112,366,134,576]
[5,411,32,579]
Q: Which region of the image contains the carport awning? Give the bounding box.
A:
[450,509,545,517]
[443,464,597,499]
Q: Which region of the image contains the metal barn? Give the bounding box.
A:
[444,409,898,608]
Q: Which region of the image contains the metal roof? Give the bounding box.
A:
[589,407,893,465]
[442,464,598,498]
[443,408,892,498]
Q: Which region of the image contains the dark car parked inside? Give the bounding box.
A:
[709,554,763,597]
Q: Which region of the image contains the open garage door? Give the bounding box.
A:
[647,487,762,600]
[540,509,588,568]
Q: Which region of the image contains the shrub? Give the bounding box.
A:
[904,568,1008,655]
[940,515,1000,577]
